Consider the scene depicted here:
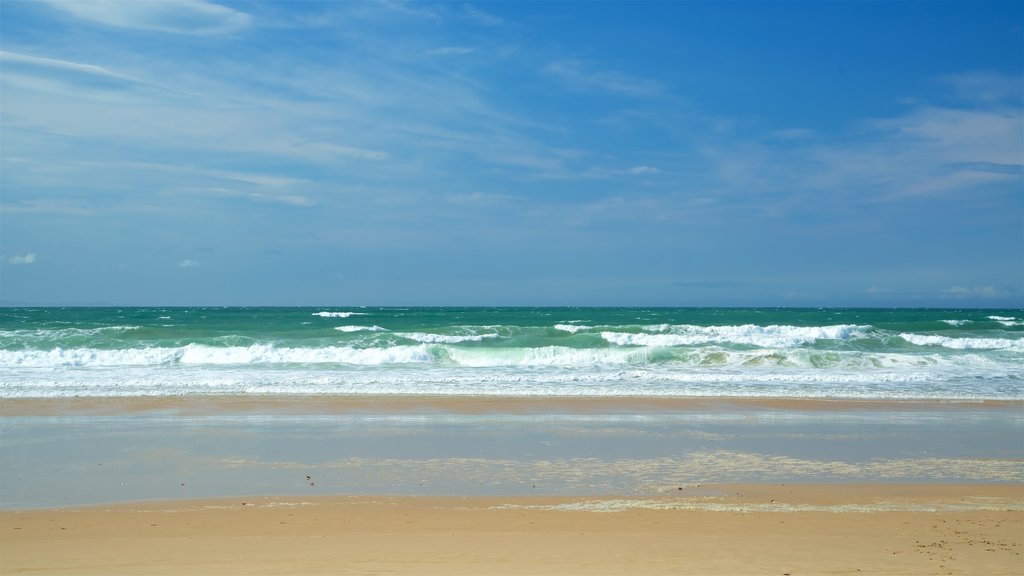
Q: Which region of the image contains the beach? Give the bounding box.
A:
[3,486,1022,575]
[2,395,1022,575]
[2,308,1022,573]
[3,0,1023,565]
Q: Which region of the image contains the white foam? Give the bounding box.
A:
[0,347,180,368]
[0,326,141,338]
[446,346,650,367]
[554,324,589,333]
[312,311,367,318]
[335,326,387,332]
[899,333,1024,350]
[397,332,497,344]
[987,315,1024,327]
[177,344,433,365]
[602,324,865,348]
[2,360,1018,399]
[941,319,972,326]
[0,344,435,368]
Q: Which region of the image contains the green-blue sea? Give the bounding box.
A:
[1,307,1021,399]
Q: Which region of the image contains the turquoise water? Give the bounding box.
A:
[1,307,1021,399]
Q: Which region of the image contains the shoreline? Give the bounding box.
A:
[3,484,1022,575]
[4,394,1022,574]
[7,482,1024,512]
[3,394,1021,417]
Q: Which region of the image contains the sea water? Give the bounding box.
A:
[1,307,1021,399]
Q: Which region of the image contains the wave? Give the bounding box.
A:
[2,355,1018,400]
[554,324,590,334]
[941,319,972,327]
[312,311,367,318]
[0,344,435,368]
[445,346,652,367]
[0,325,141,338]
[899,333,1024,350]
[397,332,498,344]
[602,324,866,348]
[988,315,1024,327]
[335,326,387,332]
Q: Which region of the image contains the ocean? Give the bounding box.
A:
[1,307,1021,399]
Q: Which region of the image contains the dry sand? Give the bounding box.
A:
[2,484,1021,575]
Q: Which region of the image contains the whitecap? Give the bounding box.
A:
[445,346,650,367]
[0,343,435,368]
[335,326,387,332]
[899,333,1024,350]
[177,343,432,365]
[987,315,1023,327]
[602,324,866,348]
[397,332,497,344]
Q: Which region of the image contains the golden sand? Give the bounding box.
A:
[2,484,1021,575]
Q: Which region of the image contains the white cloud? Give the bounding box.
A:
[428,46,476,56]
[179,259,199,268]
[940,72,1023,104]
[544,60,662,98]
[250,194,316,207]
[8,254,37,265]
[627,166,660,175]
[43,0,252,35]
[875,105,1023,166]
[0,200,96,215]
[772,128,816,140]
[942,286,1001,298]
[0,50,145,98]
[0,51,132,82]
[461,4,504,27]
[444,191,516,206]
[699,72,1024,209]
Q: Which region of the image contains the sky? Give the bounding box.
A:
[1,1,1022,307]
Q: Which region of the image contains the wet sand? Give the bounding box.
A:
[2,395,1022,574]
[2,485,1022,575]
[3,393,1020,417]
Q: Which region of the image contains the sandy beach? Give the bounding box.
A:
[2,395,1022,575]
[3,485,1022,575]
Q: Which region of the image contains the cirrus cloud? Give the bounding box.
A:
[41,0,252,36]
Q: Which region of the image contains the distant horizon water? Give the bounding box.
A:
[1,307,1021,400]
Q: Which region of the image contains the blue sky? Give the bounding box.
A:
[1,1,1021,307]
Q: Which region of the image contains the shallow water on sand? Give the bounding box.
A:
[3,401,1021,508]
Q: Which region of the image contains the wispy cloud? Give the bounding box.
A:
[0,50,147,97]
[625,166,660,175]
[8,254,37,265]
[178,259,199,268]
[941,285,1003,299]
[0,200,97,216]
[939,71,1023,104]
[698,72,1023,215]
[461,4,504,27]
[0,51,134,82]
[428,46,476,56]
[544,60,663,98]
[41,0,252,35]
